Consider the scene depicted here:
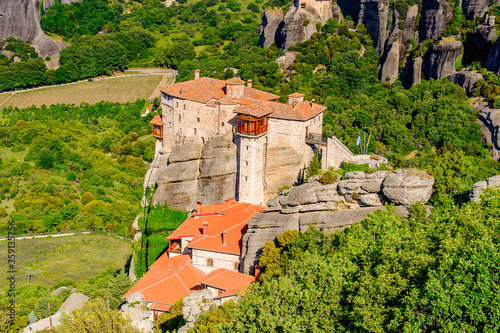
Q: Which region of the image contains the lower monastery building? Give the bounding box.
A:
[150,70,326,205]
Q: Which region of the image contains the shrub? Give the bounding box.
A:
[319,171,341,184]
[81,192,95,205]
[11,145,26,152]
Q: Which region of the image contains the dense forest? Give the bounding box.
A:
[0,100,157,236]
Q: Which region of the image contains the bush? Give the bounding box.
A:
[0,207,7,218]
[11,145,26,152]
[319,171,341,184]
[81,192,95,205]
[67,172,77,181]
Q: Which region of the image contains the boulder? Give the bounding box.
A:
[360,178,384,193]
[469,175,500,201]
[424,41,463,80]
[258,8,284,48]
[358,193,385,206]
[366,170,391,179]
[419,0,453,41]
[315,183,342,202]
[382,169,434,206]
[450,70,484,94]
[331,3,343,24]
[344,171,366,179]
[182,289,215,323]
[337,179,367,195]
[275,51,299,72]
[50,286,68,297]
[279,183,318,206]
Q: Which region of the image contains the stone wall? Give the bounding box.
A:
[236,135,266,205]
[241,168,434,275]
[191,248,240,273]
[325,136,354,169]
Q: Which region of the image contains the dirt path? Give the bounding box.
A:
[148,72,177,100]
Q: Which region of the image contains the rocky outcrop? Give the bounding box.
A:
[463,22,497,65]
[275,51,299,71]
[412,57,423,85]
[382,169,434,206]
[258,8,284,48]
[358,0,390,52]
[419,0,453,41]
[462,0,490,21]
[178,290,216,333]
[424,40,462,80]
[24,293,89,333]
[473,98,500,161]
[469,175,500,201]
[280,5,323,50]
[152,135,237,211]
[485,37,500,75]
[450,70,484,94]
[331,3,344,24]
[402,5,419,49]
[121,293,154,333]
[241,168,433,274]
[379,40,400,83]
[42,0,82,12]
[0,0,66,59]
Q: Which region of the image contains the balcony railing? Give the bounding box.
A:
[237,115,268,137]
[153,127,163,137]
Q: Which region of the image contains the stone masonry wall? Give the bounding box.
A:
[237,135,266,205]
[191,248,241,274]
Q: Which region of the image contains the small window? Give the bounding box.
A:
[221,122,225,127]
[207,259,213,267]
[246,146,249,151]
[234,262,240,271]
[245,161,249,166]
[178,115,181,122]
[197,117,200,123]
[176,102,179,107]
[244,176,248,181]
[194,128,197,135]
[183,105,186,110]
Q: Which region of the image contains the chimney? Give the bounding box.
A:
[202,221,208,235]
[222,230,228,246]
[196,200,202,214]
[247,79,252,88]
[254,265,261,277]
[311,99,315,103]
[195,69,200,80]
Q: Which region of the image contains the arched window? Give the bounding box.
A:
[207,258,213,267]
[234,262,240,271]
[178,115,181,122]
[183,105,186,110]
[176,102,179,108]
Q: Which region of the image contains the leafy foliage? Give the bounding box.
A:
[223,189,500,331]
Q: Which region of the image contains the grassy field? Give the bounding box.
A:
[0,93,12,107]
[0,233,132,289]
[3,74,167,109]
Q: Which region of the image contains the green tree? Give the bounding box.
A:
[56,298,140,333]
[107,270,132,309]
[305,152,321,179]
[36,149,54,169]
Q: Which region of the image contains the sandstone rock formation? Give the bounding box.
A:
[424,40,462,80]
[473,98,500,161]
[485,36,500,75]
[121,293,154,333]
[419,0,453,41]
[280,5,323,50]
[258,8,284,48]
[358,0,389,52]
[151,135,237,211]
[412,57,423,85]
[382,169,434,206]
[275,51,299,72]
[379,39,400,84]
[0,0,66,59]
[463,21,497,65]
[469,175,500,201]
[402,5,419,49]
[42,0,82,12]
[241,168,433,274]
[462,0,490,21]
[450,70,484,94]
[178,289,216,333]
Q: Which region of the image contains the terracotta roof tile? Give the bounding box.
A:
[123,254,206,306]
[235,99,325,121]
[225,77,245,85]
[150,115,162,126]
[288,92,304,98]
[168,200,265,255]
[244,87,280,101]
[201,269,256,298]
[150,303,172,312]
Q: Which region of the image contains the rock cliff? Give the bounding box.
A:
[358,0,389,52]
[419,0,453,42]
[472,98,500,161]
[450,70,484,94]
[0,0,66,59]
[462,0,490,21]
[259,8,284,48]
[42,0,82,12]
[241,168,434,274]
[424,40,462,80]
[151,135,237,211]
[470,175,500,201]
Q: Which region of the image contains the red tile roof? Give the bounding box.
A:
[160,77,279,104]
[150,115,162,126]
[150,303,172,312]
[123,254,206,307]
[201,268,256,298]
[225,77,245,85]
[288,92,304,98]
[236,99,326,121]
[168,199,265,255]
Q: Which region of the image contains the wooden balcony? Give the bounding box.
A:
[237,114,268,137]
[153,125,163,138]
